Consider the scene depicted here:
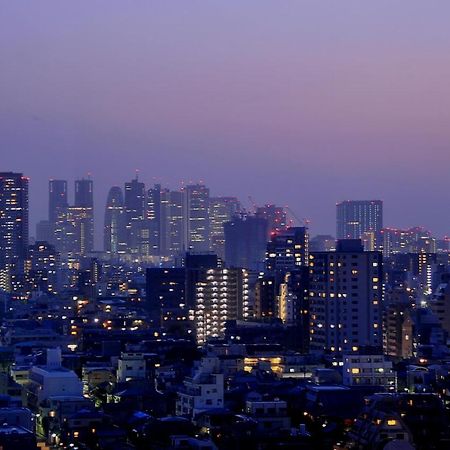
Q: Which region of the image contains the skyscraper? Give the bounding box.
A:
[146,184,162,255]
[224,215,268,271]
[49,179,68,223]
[124,177,146,255]
[209,196,240,260]
[75,178,94,208]
[0,172,29,276]
[160,189,186,257]
[184,184,210,252]
[309,239,383,353]
[336,200,383,247]
[71,178,94,254]
[104,186,126,254]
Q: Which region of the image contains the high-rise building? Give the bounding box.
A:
[309,239,383,353]
[104,186,126,254]
[74,178,93,208]
[146,267,187,327]
[160,189,186,257]
[124,177,146,255]
[27,241,59,294]
[72,178,94,254]
[224,215,268,271]
[336,200,383,247]
[184,184,210,252]
[146,184,162,255]
[209,196,240,260]
[0,172,29,276]
[48,180,68,223]
[195,268,249,344]
[266,226,309,272]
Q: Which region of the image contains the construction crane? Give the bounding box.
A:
[285,206,311,228]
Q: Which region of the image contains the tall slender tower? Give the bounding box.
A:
[183,184,210,252]
[0,172,29,274]
[124,177,146,254]
[49,179,68,223]
[68,178,95,254]
[104,186,125,254]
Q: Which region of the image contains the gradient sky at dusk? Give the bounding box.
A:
[1,1,450,245]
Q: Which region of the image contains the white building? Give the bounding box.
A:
[27,349,83,408]
[176,357,224,419]
[245,399,291,432]
[117,352,146,382]
[343,354,396,390]
[195,268,250,344]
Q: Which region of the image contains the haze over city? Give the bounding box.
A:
[2,1,450,241]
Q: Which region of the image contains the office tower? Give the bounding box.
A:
[27,241,59,294]
[160,189,186,257]
[309,239,383,353]
[146,268,187,328]
[381,226,435,258]
[209,196,240,260]
[184,184,210,252]
[224,215,268,271]
[75,178,93,208]
[104,186,126,254]
[0,172,29,275]
[48,179,68,223]
[255,204,287,237]
[124,177,146,255]
[71,178,94,254]
[266,226,309,272]
[336,200,383,247]
[146,184,162,255]
[195,268,249,344]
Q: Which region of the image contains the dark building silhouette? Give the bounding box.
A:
[146,268,186,329]
[48,179,68,223]
[224,216,267,271]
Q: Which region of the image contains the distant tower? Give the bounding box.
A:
[104,186,125,254]
[209,197,240,260]
[124,177,146,254]
[336,200,383,247]
[49,180,68,223]
[183,184,210,252]
[224,215,268,271]
[66,178,94,254]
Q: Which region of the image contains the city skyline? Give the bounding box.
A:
[2,1,450,238]
[22,173,448,249]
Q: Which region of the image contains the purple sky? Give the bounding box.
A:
[1,1,450,245]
